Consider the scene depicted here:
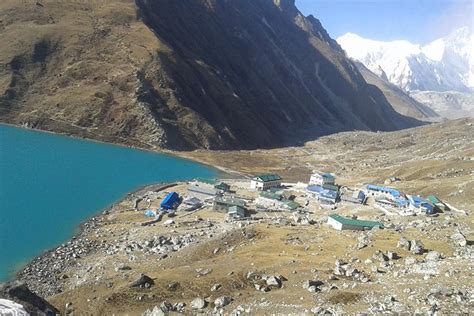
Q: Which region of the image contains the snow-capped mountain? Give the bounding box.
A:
[337,27,474,93]
[337,27,474,119]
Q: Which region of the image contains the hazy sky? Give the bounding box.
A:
[295,0,473,44]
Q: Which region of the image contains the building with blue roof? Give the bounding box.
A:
[160,192,180,210]
[319,189,338,204]
[408,195,425,208]
[366,184,402,199]
[307,185,323,196]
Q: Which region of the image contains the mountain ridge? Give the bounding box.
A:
[337,28,474,93]
[0,0,422,150]
[338,27,474,119]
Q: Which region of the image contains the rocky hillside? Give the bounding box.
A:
[354,62,440,121]
[411,91,474,119]
[0,0,422,150]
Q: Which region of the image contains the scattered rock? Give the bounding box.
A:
[195,268,213,276]
[159,301,173,313]
[425,251,442,262]
[211,283,222,292]
[163,219,175,226]
[405,257,417,265]
[168,281,180,291]
[115,264,132,271]
[357,234,370,249]
[142,306,165,316]
[397,237,411,251]
[214,296,233,308]
[265,276,282,288]
[302,280,323,292]
[373,250,389,262]
[410,240,425,255]
[191,297,207,310]
[451,231,467,247]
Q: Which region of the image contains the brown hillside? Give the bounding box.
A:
[0,0,422,149]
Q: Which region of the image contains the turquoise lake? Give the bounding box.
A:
[0,125,217,282]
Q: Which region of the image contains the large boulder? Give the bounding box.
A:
[397,237,411,251]
[191,297,207,310]
[410,240,425,255]
[0,281,59,315]
[129,274,155,289]
[214,296,233,308]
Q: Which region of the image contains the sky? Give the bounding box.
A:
[295,0,473,44]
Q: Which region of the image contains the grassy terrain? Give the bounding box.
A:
[178,118,474,211]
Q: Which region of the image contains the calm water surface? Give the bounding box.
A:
[0,125,217,281]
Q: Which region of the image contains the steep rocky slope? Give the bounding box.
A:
[354,62,440,121]
[0,0,422,150]
[411,91,474,119]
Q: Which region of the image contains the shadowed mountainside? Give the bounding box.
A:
[0,0,423,149]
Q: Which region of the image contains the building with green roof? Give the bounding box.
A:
[260,191,282,201]
[250,173,282,191]
[284,200,300,211]
[327,214,383,231]
[213,196,246,213]
[427,195,447,211]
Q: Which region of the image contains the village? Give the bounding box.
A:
[141,171,460,232]
[10,170,472,315]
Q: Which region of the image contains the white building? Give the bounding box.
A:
[327,214,383,231]
[250,174,282,191]
[309,173,335,186]
[187,185,218,200]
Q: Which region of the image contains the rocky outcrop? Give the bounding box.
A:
[0,281,59,316]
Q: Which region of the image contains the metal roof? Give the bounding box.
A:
[366,184,401,198]
[229,205,246,214]
[260,191,282,200]
[214,196,245,207]
[215,182,230,191]
[187,185,218,196]
[253,174,282,182]
[329,214,383,228]
[307,185,323,193]
[427,195,441,204]
[183,197,202,205]
[322,184,339,192]
[284,200,300,210]
[320,189,338,199]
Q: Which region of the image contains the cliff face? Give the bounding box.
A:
[0,0,422,150]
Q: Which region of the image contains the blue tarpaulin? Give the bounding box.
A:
[145,210,156,217]
[161,192,180,210]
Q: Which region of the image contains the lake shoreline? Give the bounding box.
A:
[13,182,179,297]
[0,123,247,179]
[0,124,223,285]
